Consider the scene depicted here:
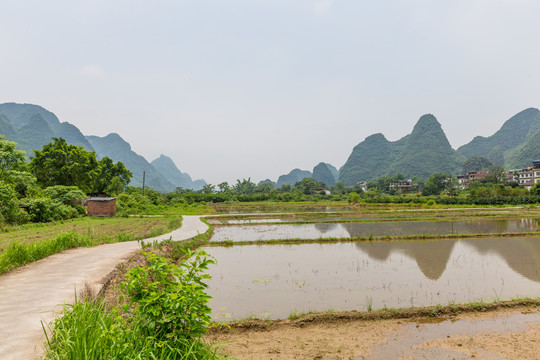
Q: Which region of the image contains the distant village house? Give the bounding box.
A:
[86,197,117,217]
[389,180,413,192]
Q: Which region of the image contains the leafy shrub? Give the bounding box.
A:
[24,198,78,222]
[0,233,93,274]
[122,250,215,341]
[44,249,220,359]
[42,185,86,205]
[348,192,361,204]
[0,181,28,224]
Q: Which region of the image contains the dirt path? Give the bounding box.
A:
[208,306,540,359]
[0,215,208,360]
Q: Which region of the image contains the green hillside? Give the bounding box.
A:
[151,154,206,191]
[16,114,55,155]
[0,103,206,193]
[458,108,540,165]
[339,133,404,185]
[0,103,94,156]
[312,162,337,186]
[0,115,16,139]
[276,169,312,187]
[0,102,61,129]
[388,114,465,179]
[339,114,464,185]
[506,128,540,169]
[54,122,95,150]
[86,134,176,193]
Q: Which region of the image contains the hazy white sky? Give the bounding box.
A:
[1,0,539,184]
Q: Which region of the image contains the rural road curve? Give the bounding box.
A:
[0,215,208,360]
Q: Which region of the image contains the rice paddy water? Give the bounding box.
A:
[205,217,540,320]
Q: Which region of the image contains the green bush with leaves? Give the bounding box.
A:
[348,192,361,204]
[122,250,215,341]
[24,198,78,222]
[0,181,28,224]
[44,249,221,359]
[42,185,86,205]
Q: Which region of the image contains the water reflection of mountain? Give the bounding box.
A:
[463,237,540,283]
[313,223,339,234]
[352,235,540,284]
[354,240,456,281]
[339,219,539,238]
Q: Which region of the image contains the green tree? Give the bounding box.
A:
[423,173,459,196]
[462,155,493,174]
[294,177,322,195]
[0,136,26,181]
[0,181,28,224]
[280,183,292,193]
[233,178,256,195]
[351,183,365,194]
[200,184,216,194]
[530,182,540,196]
[411,177,425,192]
[479,166,507,185]
[42,185,86,205]
[30,138,99,192]
[332,181,347,195]
[347,192,361,204]
[217,182,230,193]
[92,157,132,194]
[6,170,37,198]
[106,177,126,196]
[256,182,275,194]
[174,187,194,194]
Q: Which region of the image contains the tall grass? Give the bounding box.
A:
[43,249,225,359]
[43,298,223,360]
[0,216,183,275]
[0,233,95,274]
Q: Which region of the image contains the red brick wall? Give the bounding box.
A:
[87,199,116,217]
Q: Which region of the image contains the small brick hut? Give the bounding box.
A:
[86,197,116,217]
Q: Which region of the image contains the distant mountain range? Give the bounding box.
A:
[274,108,540,187]
[457,108,540,170]
[263,162,340,188]
[0,103,206,192]
[4,102,540,191]
[339,114,465,185]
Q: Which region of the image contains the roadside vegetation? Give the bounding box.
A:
[0,216,182,275]
[3,135,540,359]
[43,227,225,359]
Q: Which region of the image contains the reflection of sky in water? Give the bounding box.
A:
[211,219,540,242]
[205,236,540,320]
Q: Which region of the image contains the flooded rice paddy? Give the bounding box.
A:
[210,219,540,242]
[221,217,414,224]
[205,236,540,320]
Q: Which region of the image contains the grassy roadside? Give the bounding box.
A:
[0,216,182,251]
[43,219,225,359]
[0,216,182,275]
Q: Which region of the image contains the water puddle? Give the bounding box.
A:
[364,311,540,359]
[205,237,540,320]
[210,219,540,242]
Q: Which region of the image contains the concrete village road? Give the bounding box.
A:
[0,215,208,360]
